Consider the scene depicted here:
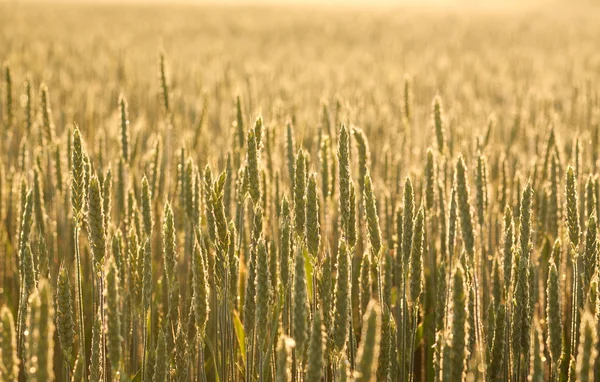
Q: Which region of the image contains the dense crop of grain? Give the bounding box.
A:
[1,2,600,381]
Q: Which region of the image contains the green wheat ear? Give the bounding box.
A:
[364,173,382,261]
[450,265,468,382]
[158,51,170,115]
[153,326,167,382]
[87,175,106,271]
[3,62,13,128]
[354,299,382,382]
[432,95,445,153]
[360,252,371,316]
[546,261,563,371]
[293,244,309,360]
[352,126,370,195]
[119,93,130,163]
[246,128,261,205]
[410,207,424,305]
[333,240,350,353]
[575,311,598,382]
[338,124,351,238]
[255,239,271,350]
[488,303,506,382]
[56,263,75,364]
[305,309,326,382]
[306,172,321,257]
[294,148,307,238]
[275,335,294,382]
[0,306,19,381]
[425,148,436,210]
[566,165,580,247]
[376,306,392,381]
[26,279,56,381]
[104,256,122,377]
[402,177,415,269]
[455,155,475,259]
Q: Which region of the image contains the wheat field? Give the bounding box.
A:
[1,2,600,381]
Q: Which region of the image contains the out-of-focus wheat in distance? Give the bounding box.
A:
[0,2,600,382]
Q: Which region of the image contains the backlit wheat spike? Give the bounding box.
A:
[432,95,445,153]
[425,149,436,210]
[319,254,333,346]
[26,279,55,382]
[475,152,488,227]
[529,321,544,382]
[348,181,357,247]
[0,306,19,381]
[286,122,296,190]
[448,187,457,262]
[547,153,560,238]
[104,256,121,377]
[246,128,261,205]
[376,307,392,381]
[163,201,176,282]
[142,238,152,315]
[255,239,271,350]
[491,259,502,308]
[488,303,506,382]
[435,261,447,332]
[353,126,370,195]
[244,241,257,335]
[235,95,245,149]
[172,320,189,381]
[455,155,475,259]
[294,245,309,359]
[333,240,350,353]
[141,175,153,237]
[56,263,75,364]
[582,214,597,299]
[158,51,170,115]
[320,135,331,199]
[354,299,382,382]
[279,197,292,293]
[410,207,424,304]
[502,207,514,297]
[403,75,413,121]
[450,265,468,382]
[306,173,320,257]
[153,326,167,382]
[88,175,106,271]
[511,249,530,379]
[294,148,307,238]
[547,261,563,377]
[402,177,415,268]
[23,77,32,133]
[338,124,351,238]
[585,174,596,220]
[32,167,46,236]
[499,156,508,213]
[360,253,371,316]
[364,173,382,260]
[575,311,598,382]
[54,144,64,193]
[305,309,326,382]
[566,166,580,247]
[119,93,130,163]
[3,62,13,128]
[275,335,294,382]
[204,165,217,243]
[103,168,112,231]
[39,84,55,144]
[519,181,533,260]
